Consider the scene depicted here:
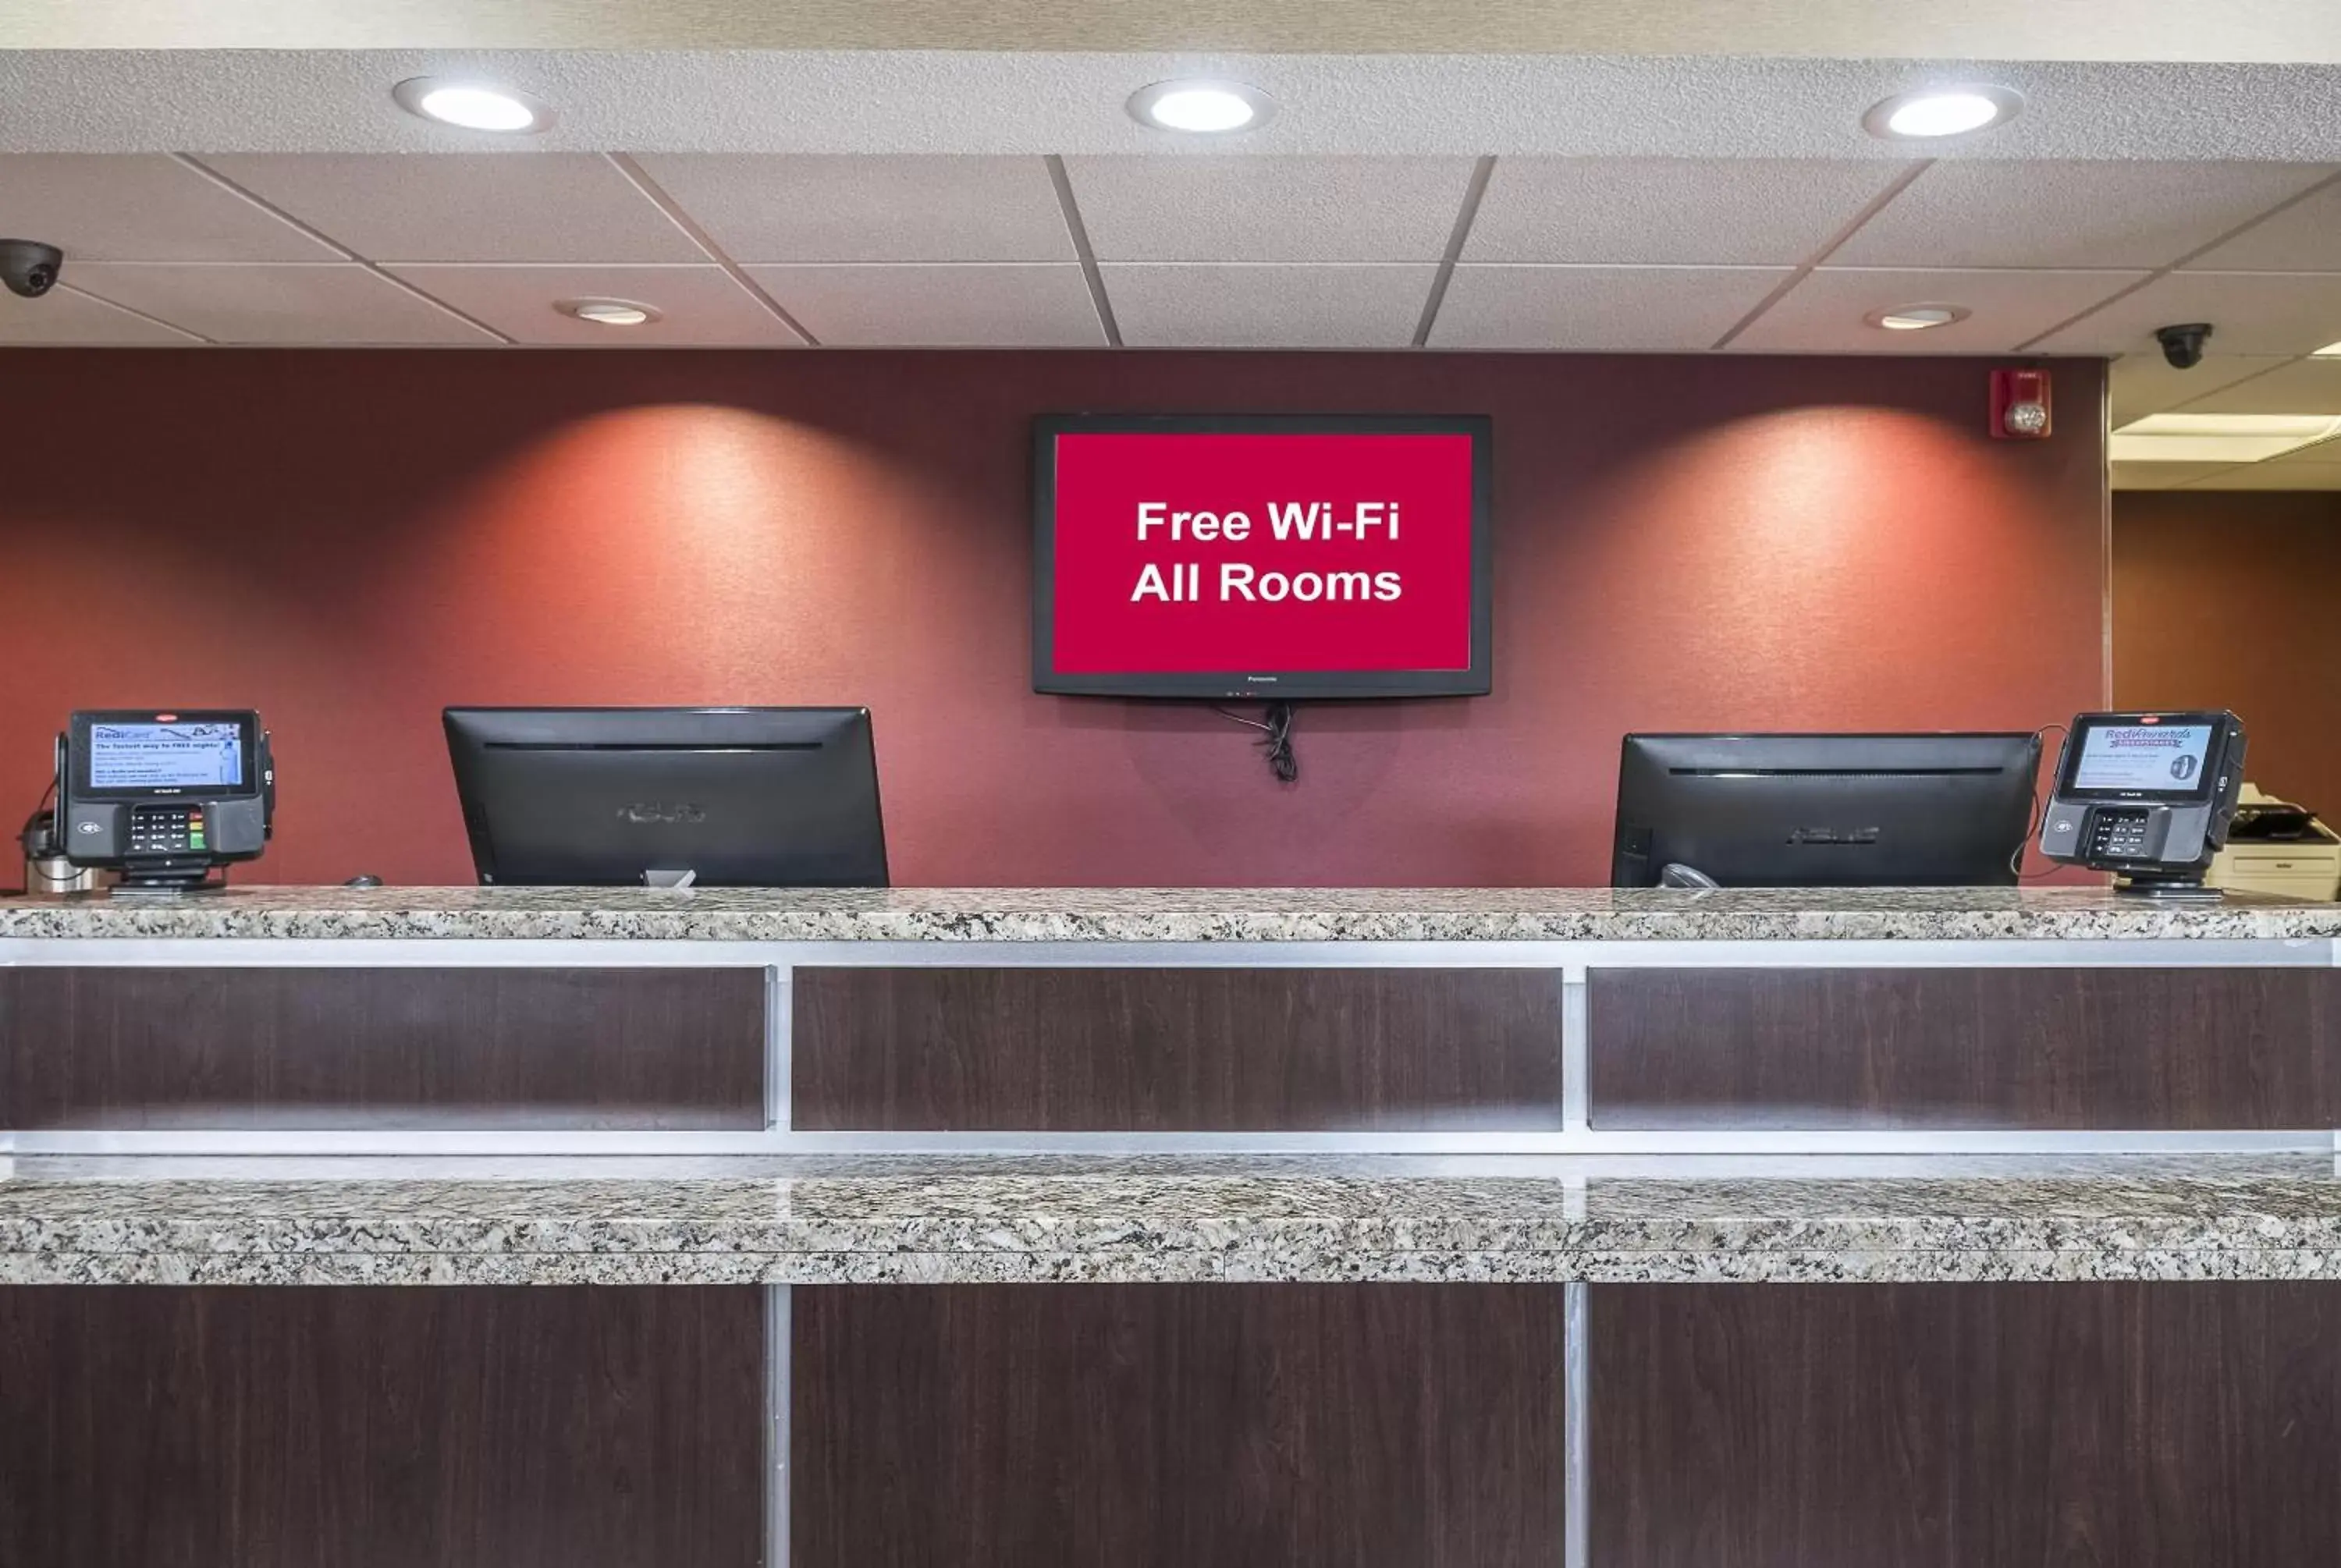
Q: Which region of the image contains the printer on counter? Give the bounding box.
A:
[2206,784,2341,900]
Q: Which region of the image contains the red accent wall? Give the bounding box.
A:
[0,350,2106,888]
[2113,488,2341,817]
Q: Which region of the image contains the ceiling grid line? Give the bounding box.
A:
[2167,427,2341,488]
[1412,155,1496,349]
[2163,358,2315,413]
[1046,154,1122,348]
[603,153,820,346]
[1708,158,1934,350]
[4,141,2339,385]
[49,279,214,344]
[169,153,520,344]
[2012,166,2341,353]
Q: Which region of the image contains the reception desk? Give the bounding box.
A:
[5,886,2341,1566]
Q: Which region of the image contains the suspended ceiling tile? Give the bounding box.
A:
[2034,270,2341,357]
[2109,459,2249,490]
[201,153,705,263]
[628,154,1074,262]
[386,264,802,344]
[2108,352,2293,425]
[1735,266,2147,353]
[67,262,499,344]
[1830,160,2336,270]
[1103,262,1437,348]
[746,262,1103,346]
[2179,461,2341,489]
[1066,156,1476,263]
[1464,157,1913,266]
[0,152,337,261]
[2183,179,2341,271]
[2262,439,2341,466]
[2155,355,2341,414]
[1430,264,1787,350]
[0,283,201,343]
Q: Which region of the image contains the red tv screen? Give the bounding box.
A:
[1032,414,1493,699]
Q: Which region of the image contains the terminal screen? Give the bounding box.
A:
[2071,722,2215,793]
[87,721,245,790]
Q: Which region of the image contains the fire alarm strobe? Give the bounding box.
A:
[1990,367,2052,439]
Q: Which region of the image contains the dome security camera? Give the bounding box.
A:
[0,239,65,300]
[2155,323,2214,370]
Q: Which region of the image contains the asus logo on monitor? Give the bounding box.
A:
[618,802,705,825]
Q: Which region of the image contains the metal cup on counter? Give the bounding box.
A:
[19,805,110,894]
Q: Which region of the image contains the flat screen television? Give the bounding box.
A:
[1032,413,1494,699]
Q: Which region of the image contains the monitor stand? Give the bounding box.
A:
[2114,874,2223,903]
[109,869,230,899]
[643,869,698,889]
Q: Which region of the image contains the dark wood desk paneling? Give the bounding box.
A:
[0,967,765,1129]
[1590,967,2341,1129]
[794,1283,1566,1567]
[0,1286,765,1568]
[793,967,1564,1129]
[1593,1282,2341,1568]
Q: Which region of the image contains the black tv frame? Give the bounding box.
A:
[1030,412,1494,700]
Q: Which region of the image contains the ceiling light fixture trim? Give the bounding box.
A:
[558,297,661,327]
[1128,80,1278,134]
[1867,304,1971,332]
[393,77,556,134]
[1862,85,2025,140]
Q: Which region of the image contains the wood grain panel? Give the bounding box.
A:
[793,967,1564,1130]
[794,1284,1566,1567]
[1593,1282,2341,1568]
[0,967,766,1129]
[0,1286,765,1568]
[2115,491,2341,829]
[1590,967,2341,1129]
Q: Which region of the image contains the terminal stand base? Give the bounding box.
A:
[2113,877,2224,903]
[108,871,232,899]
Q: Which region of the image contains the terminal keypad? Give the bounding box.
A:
[2085,807,2153,862]
[126,804,208,857]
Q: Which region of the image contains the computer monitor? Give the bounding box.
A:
[1611,732,2041,889]
[444,707,887,888]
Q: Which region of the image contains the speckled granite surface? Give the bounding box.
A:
[6,1155,2339,1286]
[2,885,2338,942]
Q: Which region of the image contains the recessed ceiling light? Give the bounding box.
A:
[2111,413,2341,464]
[559,298,659,327]
[1128,80,1277,134]
[393,77,555,134]
[1867,304,1970,332]
[1863,86,2023,140]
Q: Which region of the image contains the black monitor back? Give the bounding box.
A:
[1611,732,2040,889]
[444,706,887,887]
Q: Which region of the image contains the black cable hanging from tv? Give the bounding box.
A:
[1211,701,1298,782]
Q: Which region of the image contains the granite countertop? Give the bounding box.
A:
[6,1155,2339,1286]
[4,884,2339,943]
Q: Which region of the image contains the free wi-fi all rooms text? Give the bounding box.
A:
[1126,500,1406,604]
